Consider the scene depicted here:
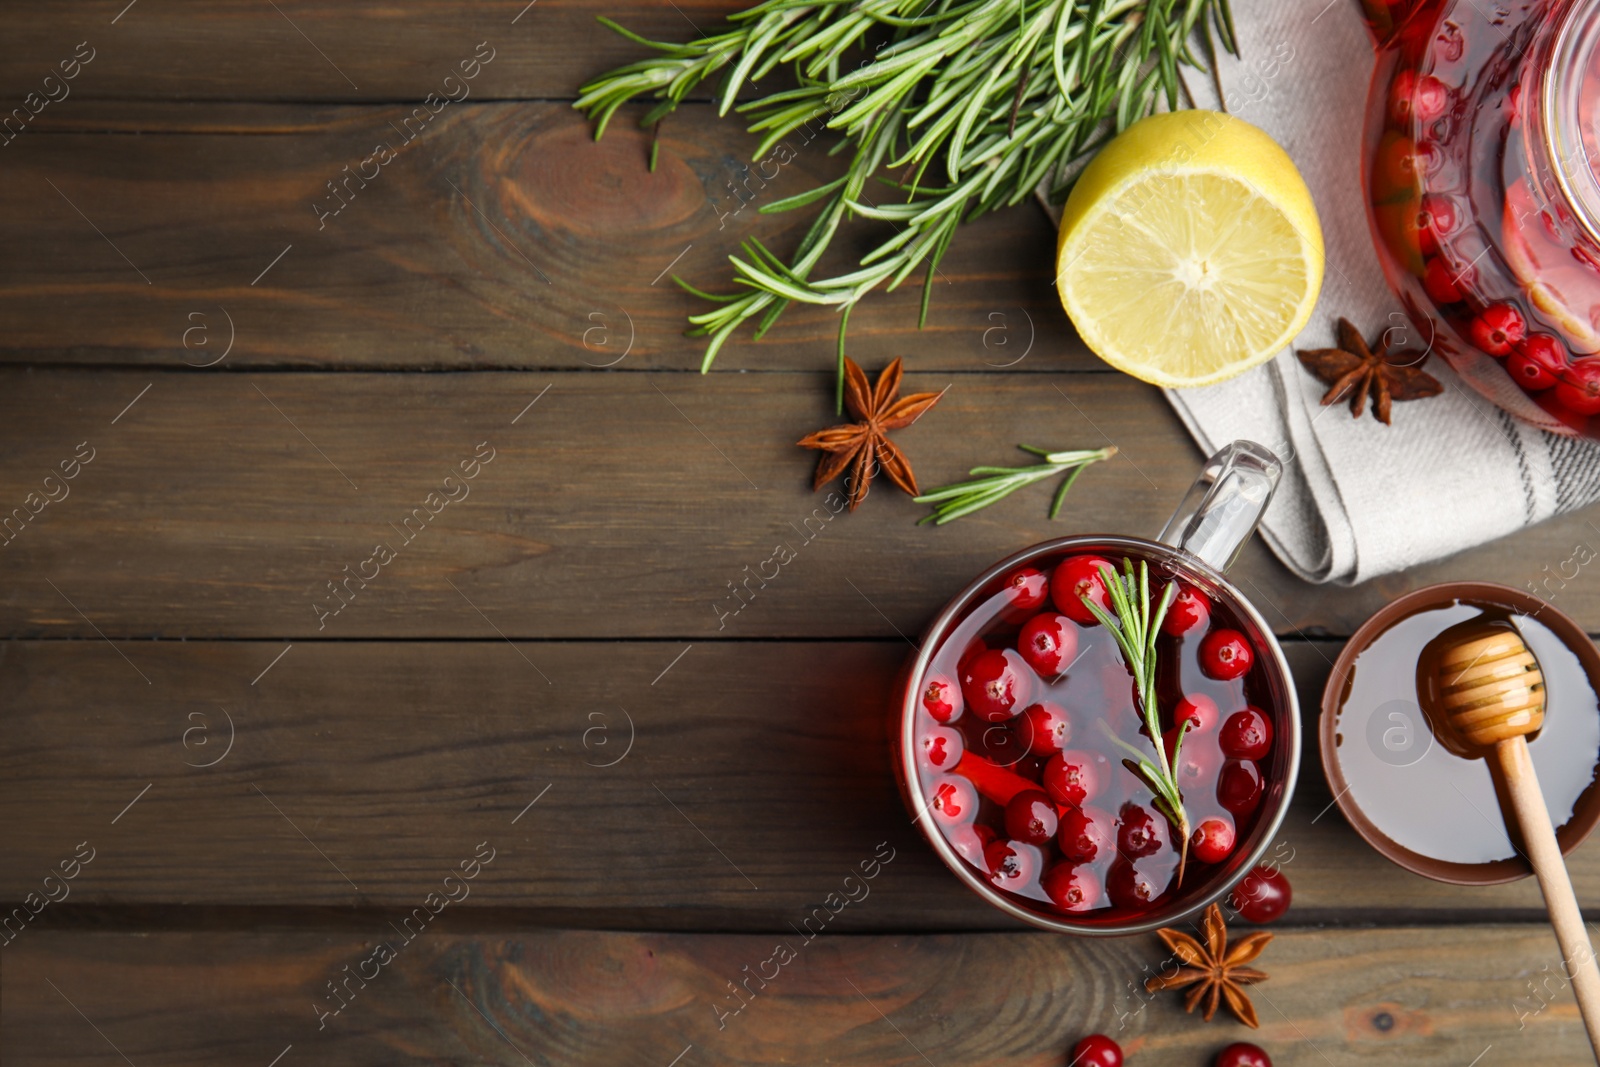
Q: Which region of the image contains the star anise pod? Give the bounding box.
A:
[797,356,945,510]
[1144,903,1272,1028]
[1297,317,1443,425]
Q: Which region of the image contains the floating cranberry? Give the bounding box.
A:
[1117,802,1167,858]
[1199,628,1254,680]
[1220,707,1273,760]
[973,822,996,848]
[1004,789,1059,846]
[1230,864,1292,923]
[929,777,977,825]
[1018,612,1079,677]
[920,674,963,724]
[984,838,1042,892]
[919,726,964,771]
[1043,863,1103,914]
[1415,193,1458,256]
[1106,858,1163,910]
[1555,357,1600,416]
[1070,1033,1124,1067]
[957,636,987,676]
[1215,1042,1272,1067]
[1218,759,1265,816]
[1043,750,1103,807]
[1161,582,1211,636]
[1468,302,1526,357]
[1191,816,1237,865]
[1170,739,1219,794]
[1002,566,1050,612]
[1018,701,1073,757]
[1174,693,1220,734]
[1388,69,1450,127]
[1051,555,1114,625]
[1057,805,1113,863]
[1422,256,1465,303]
[961,648,1033,722]
[1508,332,1568,392]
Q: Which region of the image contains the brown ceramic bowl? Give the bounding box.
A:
[1320,581,1600,884]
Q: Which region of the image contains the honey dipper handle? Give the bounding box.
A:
[1497,736,1600,1058]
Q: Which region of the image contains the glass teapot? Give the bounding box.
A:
[1361,0,1600,436]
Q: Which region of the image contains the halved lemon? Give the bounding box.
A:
[1055,111,1324,388]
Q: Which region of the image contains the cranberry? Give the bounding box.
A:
[1017,612,1079,677]
[1218,759,1264,816]
[1043,863,1103,914]
[1468,303,1526,357]
[1001,566,1049,612]
[1508,332,1569,391]
[1170,739,1218,794]
[1230,864,1292,923]
[1161,582,1211,636]
[1070,1033,1123,1067]
[1199,628,1254,680]
[973,822,996,847]
[1388,69,1450,127]
[1215,1042,1272,1067]
[983,838,1042,892]
[1106,858,1163,910]
[1057,805,1113,863]
[961,648,1033,722]
[1004,789,1059,845]
[920,675,963,724]
[1191,816,1237,864]
[1219,707,1273,760]
[1018,701,1073,757]
[929,777,977,824]
[1043,750,1103,807]
[919,726,964,771]
[1174,693,1220,734]
[1415,193,1458,256]
[1116,802,1167,858]
[957,637,987,676]
[1051,555,1114,625]
[1555,357,1600,416]
[1422,256,1465,303]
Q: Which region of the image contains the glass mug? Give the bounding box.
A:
[1361,0,1600,435]
[892,441,1301,935]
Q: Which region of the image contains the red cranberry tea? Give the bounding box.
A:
[913,545,1285,925]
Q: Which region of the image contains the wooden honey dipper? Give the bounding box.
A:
[1431,623,1600,1055]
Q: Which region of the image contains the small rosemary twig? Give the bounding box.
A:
[913,444,1115,525]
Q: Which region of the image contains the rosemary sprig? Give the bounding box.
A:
[1081,558,1190,886]
[913,444,1115,525]
[577,0,1237,412]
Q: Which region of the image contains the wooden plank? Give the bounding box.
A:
[0,368,1594,639]
[0,0,744,102]
[1,926,1584,1064]
[2,638,1597,923]
[1,101,1074,372]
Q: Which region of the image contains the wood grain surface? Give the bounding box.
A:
[3,927,1581,1065]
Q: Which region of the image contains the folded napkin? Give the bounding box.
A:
[1059,0,1600,584]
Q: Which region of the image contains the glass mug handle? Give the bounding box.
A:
[1157,440,1282,574]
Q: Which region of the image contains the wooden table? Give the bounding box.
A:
[2,3,1596,1063]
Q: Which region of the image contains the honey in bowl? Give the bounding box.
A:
[1330,597,1600,866]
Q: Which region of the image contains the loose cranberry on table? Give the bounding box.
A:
[1199,628,1254,680]
[1161,582,1211,636]
[1191,815,1237,865]
[1219,707,1273,760]
[1467,302,1526,358]
[1004,789,1059,846]
[1001,566,1050,612]
[983,838,1041,892]
[1018,612,1079,677]
[1231,864,1293,923]
[1218,759,1264,816]
[1018,700,1073,756]
[1507,332,1568,391]
[1044,863,1102,914]
[961,648,1033,721]
[1174,693,1220,734]
[1069,1033,1123,1067]
[1051,555,1114,624]
[919,726,964,771]
[1057,805,1113,863]
[920,675,963,723]
[1555,357,1600,416]
[1215,1042,1272,1067]
[1043,749,1103,807]
[1116,802,1167,858]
